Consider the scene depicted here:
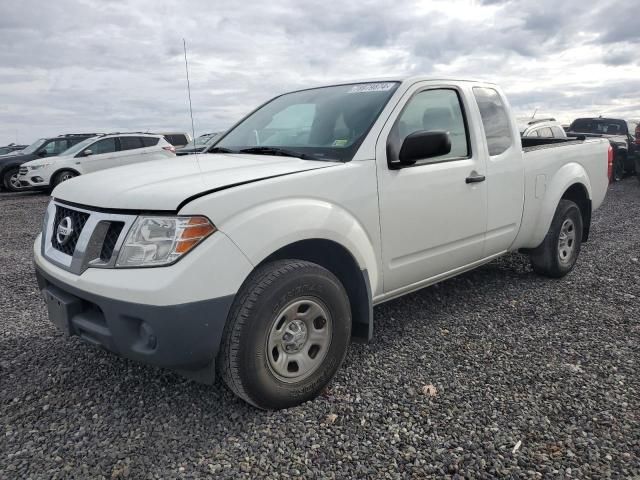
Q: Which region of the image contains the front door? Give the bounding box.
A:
[376,84,488,293]
[78,137,119,173]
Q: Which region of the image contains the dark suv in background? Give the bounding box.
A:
[0,133,99,192]
[0,144,28,156]
[567,117,639,182]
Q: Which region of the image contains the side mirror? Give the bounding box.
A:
[398,130,451,165]
[37,150,47,157]
[82,149,93,156]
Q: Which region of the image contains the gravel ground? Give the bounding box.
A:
[1,180,639,479]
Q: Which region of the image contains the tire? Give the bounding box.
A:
[613,152,625,182]
[529,199,583,278]
[2,168,24,192]
[52,170,77,188]
[218,259,351,409]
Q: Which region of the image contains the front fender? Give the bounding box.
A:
[519,162,592,249]
[219,198,381,294]
[0,159,24,176]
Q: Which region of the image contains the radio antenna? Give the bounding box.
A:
[183,38,197,150]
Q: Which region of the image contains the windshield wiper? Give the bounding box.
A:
[238,146,321,161]
[208,147,238,154]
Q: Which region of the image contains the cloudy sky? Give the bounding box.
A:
[1,0,639,145]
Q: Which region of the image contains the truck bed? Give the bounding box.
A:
[521,135,587,152]
[514,135,610,250]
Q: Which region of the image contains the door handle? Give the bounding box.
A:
[465,172,486,184]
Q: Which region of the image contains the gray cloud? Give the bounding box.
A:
[0,0,639,144]
[596,2,640,44]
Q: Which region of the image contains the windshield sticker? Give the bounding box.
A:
[348,83,395,93]
[332,139,348,147]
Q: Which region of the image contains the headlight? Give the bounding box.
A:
[29,163,53,170]
[116,216,216,267]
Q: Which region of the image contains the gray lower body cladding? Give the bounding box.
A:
[35,266,234,382]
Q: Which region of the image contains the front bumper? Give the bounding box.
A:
[17,171,49,188]
[36,265,234,381]
[33,199,255,381]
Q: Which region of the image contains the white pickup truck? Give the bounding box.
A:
[34,77,610,409]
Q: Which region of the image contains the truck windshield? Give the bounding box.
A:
[570,119,627,135]
[214,82,400,161]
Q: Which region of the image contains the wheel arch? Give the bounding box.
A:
[560,183,592,242]
[0,161,22,178]
[257,239,374,343]
[51,167,81,181]
[520,161,594,249]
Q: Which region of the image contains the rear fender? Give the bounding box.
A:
[524,162,592,249]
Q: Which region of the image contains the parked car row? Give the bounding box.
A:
[519,115,639,182]
[176,132,222,156]
[3,111,635,195]
[566,117,639,182]
[18,133,176,191]
[0,143,28,156]
[0,131,192,192]
[519,117,567,139]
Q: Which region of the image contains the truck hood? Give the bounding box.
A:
[52,154,338,211]
[0,152,30,163]
[23,155,71,167]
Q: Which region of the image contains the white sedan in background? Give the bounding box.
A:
[18,133,176,191]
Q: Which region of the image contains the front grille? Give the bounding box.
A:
[51,206,90,256]
[100,222,124,262]
[19,167,28,175]
[44,201,137,274]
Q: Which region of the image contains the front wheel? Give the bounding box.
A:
[218,259,351,409]
[613,152,626,182]
[2,168,24,192]
[529,199,583,278]
[52,170,77,189]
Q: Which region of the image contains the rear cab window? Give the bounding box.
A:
[472,87,513,156]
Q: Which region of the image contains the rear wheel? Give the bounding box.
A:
[613,152,626,182]
[52,170,77,188]
[2,168,24,192]
[529,199,583,278]
[218,259,351,409]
